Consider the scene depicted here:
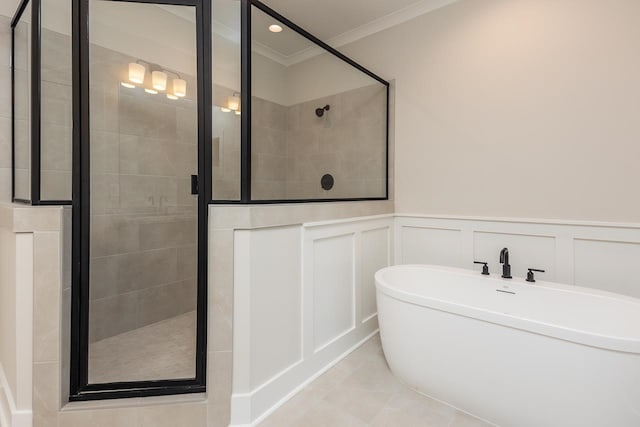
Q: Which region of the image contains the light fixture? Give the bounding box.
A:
[173,79,187,97]
[227,93,240,112]
[145,88,158,94]
[152,71,167,91]
[128,62,146,84]
[220,107,231,113]
[166,93,178,100]
[269,24,282,33]
[121,82,135,89]
[235,111,241,116]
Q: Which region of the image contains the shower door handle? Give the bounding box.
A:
[191,175,199,195]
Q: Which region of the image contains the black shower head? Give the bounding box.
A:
[315,104,330,117]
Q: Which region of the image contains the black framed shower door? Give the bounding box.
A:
[70,0,212,401]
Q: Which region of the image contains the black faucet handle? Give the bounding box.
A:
[526,268,545,283]
[474,261,490,275]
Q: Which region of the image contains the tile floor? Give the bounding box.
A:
[88,311,196,383]
[258,334,493,427]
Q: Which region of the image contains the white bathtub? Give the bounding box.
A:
[375,265,640,427]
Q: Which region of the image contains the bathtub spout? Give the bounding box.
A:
[500,248,512,279]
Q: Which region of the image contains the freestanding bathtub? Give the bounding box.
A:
[375,265,640,427]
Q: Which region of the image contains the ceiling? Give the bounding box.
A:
[0,0,20,18]
[260,0,427,41]
[2,0,457,65]
[136,0,458,64]
[248,0,458,65]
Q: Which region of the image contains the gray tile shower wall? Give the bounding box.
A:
[286,84,387,199]
[252,96,288,200]
[40,27,73,200]
[0,17,10,203]
[251,83,387,200]
[87,43,199,342]
[212,85,242,200]
[9,25,75,202]
[11,15,30,200]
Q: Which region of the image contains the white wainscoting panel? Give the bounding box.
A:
[312,234,355,351]
[248,226,303,390]
[231,215,393,426]
[396,215,640,298]
[361,228,391,321]
[574,239,640,297]
[400,226,463,266]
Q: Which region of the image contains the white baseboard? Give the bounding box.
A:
[0,365,32,427]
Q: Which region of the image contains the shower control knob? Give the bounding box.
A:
[526,268,545,283]
[474,261,490,275]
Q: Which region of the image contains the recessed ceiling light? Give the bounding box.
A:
[269,24,282,33]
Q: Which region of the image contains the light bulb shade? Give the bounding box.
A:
[173,79,187,97]
[227,94,240,111]
[128,62,146,84]
[166,93,178,100]
[152,71,167,91]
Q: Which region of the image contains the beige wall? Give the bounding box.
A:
[329,0,640,222]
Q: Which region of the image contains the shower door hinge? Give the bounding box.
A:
[191,175,199,195]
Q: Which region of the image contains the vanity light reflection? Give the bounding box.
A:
[172,78,187,97]
[122,62,187,100]
[128,62,145,83]
[152,70,168,91]
[220,92,241,114]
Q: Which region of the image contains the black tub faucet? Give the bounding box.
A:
[499,248,512,279]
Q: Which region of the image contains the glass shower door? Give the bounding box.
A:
[86,0,200,385]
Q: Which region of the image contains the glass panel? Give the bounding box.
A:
[212,0,241,201]
[87,0,198,384]
[251,6,387,201]
[13,2,32,201]
[41,0,73,200]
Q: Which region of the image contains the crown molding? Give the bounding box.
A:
[329,0,458,49]
[166,0,459,67]
[284,0,458,66]
[213,20,241,44]
[251,41,290,66]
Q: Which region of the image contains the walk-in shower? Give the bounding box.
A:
[11,0,388,401]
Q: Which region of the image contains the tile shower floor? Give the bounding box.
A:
[88,311,196,384]
[259,334,492,427]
